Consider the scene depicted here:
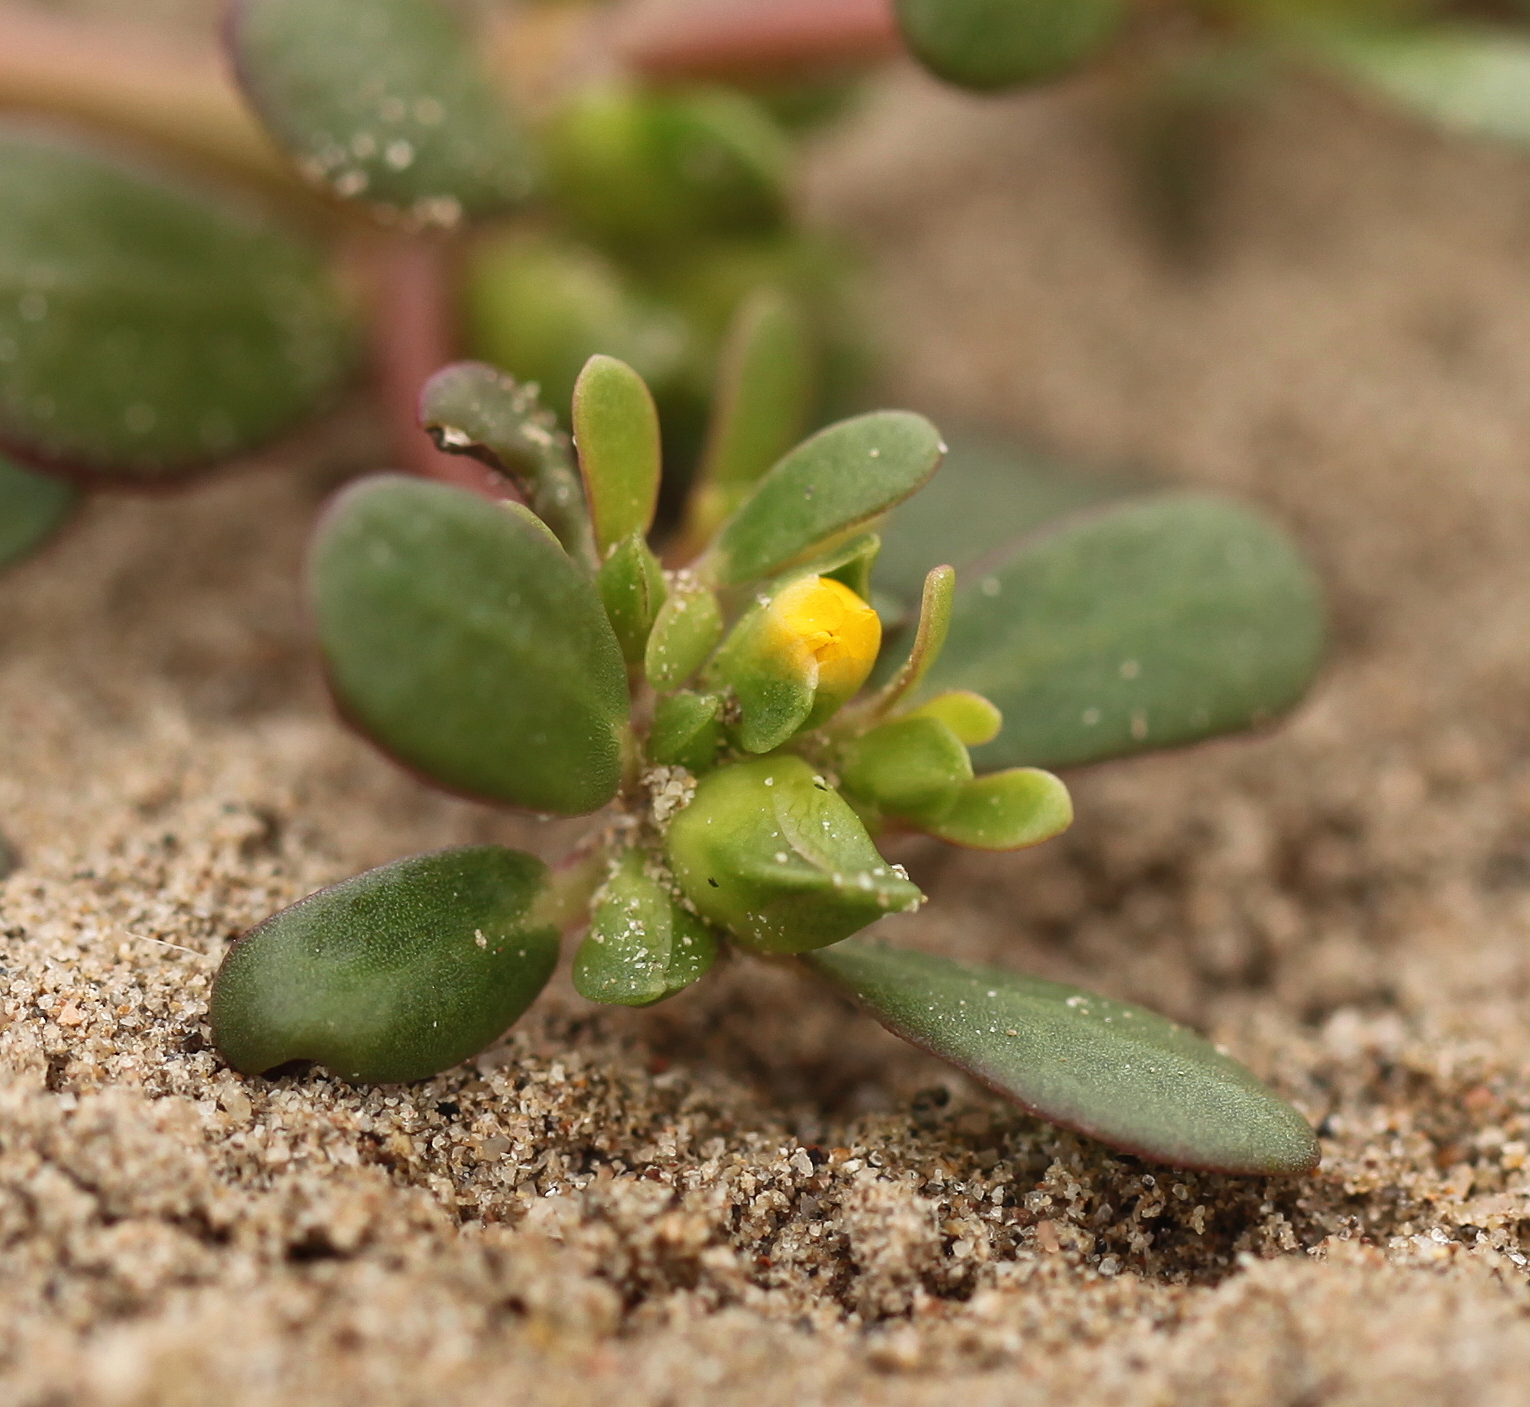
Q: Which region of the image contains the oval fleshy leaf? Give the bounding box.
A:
[807,941,1319,1176]
[647,690,723,772]
[311,474,629,815]
[921,494,1325,772]
[1311,25,1530,146]
[0,127,353,481]
[708,411,943,586]
[920,767,1072,851]
[597,530,666,667]
[894,0,1126,91]
[0,457,75,569]
[645,576,724,690]
[211,846,559,1084]
[573,354,661,556]
[230,0,535,223]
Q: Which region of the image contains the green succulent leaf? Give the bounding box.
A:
[311,474,629,815]
[572,850,717,1007]
[865,564,955,717]
[920,768,1072,851]
[681,287,814,548]
[807,941,1319,1176]
[1310,25,1530,146]
[840,715,972,822]
[894,0,1127,91]
[0,457,75,570]
[419,361,591,562]
[230,0,535,222]
[902,690,1002,746]
[665,756,923,954]
[543,82,790,252]
[647,690,724,772]
[871,432,1136,610]
[573,355,662,556]
[0,128,353,481]
[645,576,724,690]
[597,530,667,667]
[709,411,944,586]
[921,494,1325,772]
[211,846,559,1084]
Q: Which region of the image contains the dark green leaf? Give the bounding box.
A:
[231,0,535,222]
[1310,25,1530,146]
[311,474,629,815]
[709,411,943,586]
[573,354,661,555]
[808,941,1319,1176]
[211,846,558,1084]
[597,531,666,667]
[665,756,923,953]
[0,128,353,481]
[921,494,1325,771]
[0,457,75,569]
[647,690,724,772]
[894,0,1126,91]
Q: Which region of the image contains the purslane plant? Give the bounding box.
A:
[210,337,1326,1178]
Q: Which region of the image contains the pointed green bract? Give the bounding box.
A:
[231,0,535,222]
[572,851,717,1007]
[647,690,724,772]
[921,768,1072,851]
[419,361,591,562]
[665,757,923,953]
[573,355,662,556]
[709,411,944,586]
[311,475,628,815]
[0,128,353,481]
[807,941,1319,1176]
[211,847,559,1084]
[645,577,724,690]
[0,458,75,570]
[1311,26,1530,147]
[894,0,1126,92]
[597,531,666,666]
[921,494,1325,772]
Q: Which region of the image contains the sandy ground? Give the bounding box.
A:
[7,39,1530,1407]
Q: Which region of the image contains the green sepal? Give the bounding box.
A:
[681,287,814,548]
[902,690,1002,746]
[0,457,75,570]
[893,0,1126,92]
[573,354,662,556]
[806,941,1320,1176]
[920,768,1072,852]
[707,411,944,586]
[419,361,593,563]
[647,690,724,773]
[839,715,972,823]
[230,0,536,222]
[311,474,628,815]
[0,127,354,481]
[572,850,717,1007]
[727,632,816,754]
[921,494,1326,772]
[645,576,724,690]
[460,230,692,428]
[664,756,923,954]
[211,847,559,1084]
[597,530,666,667]
[542,82,790,252]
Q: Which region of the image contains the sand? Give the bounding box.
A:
[6,34,1530,1407]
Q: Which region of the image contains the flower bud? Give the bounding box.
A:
[664,755,922,953]
[715,575,881,753]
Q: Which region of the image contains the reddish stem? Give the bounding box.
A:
[616,0,900,82]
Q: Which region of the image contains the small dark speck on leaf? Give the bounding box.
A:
[707,877,720,887]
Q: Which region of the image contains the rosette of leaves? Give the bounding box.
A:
[212,305,1326,1176]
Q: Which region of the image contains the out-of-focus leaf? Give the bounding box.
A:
[311,475,629,815]
[0,456,75,569]
[894,0,1126,91]
[808,941,1320,1176]
[230,0,535,223]
[211,846,559,1084]
[708,410,943,586]
[1311,25,1530,145]
[0,128,353,480]
[921,494,1325,772]
[573,354,661,555]
[871,431,1136,609]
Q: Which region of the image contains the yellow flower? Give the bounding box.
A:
[759,575,881,718]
